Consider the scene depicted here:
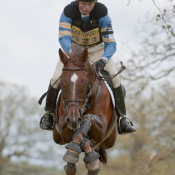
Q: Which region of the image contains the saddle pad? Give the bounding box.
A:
[99,73,115,109]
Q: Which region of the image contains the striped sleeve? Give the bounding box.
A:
[59,12,73,53]
[99,14,117,61]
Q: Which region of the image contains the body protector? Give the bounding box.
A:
[64,1,107,46]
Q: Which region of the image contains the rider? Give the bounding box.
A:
[39,0,136,134]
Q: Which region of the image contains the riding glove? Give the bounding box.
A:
[95,59,106,71]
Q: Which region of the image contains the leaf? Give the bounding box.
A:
[163,10,166,16]
[167,25,171,29]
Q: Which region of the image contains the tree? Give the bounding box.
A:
[119,11,175,96]
[0,81,65,174]
[127,0,175,37]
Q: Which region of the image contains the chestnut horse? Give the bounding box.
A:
[53,43,117,175]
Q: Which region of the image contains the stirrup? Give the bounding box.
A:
[39,112,55,130]
[117,115,134,135]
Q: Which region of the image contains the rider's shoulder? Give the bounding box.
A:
[92,2,108,18]
[64,1,79,19]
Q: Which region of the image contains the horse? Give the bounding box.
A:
[53,43,118,175]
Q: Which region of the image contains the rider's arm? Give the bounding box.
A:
[59,12,73,53]
[99,14,117,62]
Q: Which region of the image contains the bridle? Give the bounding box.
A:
[61,61,126,117]
[38,61,126,112]
[61,67,92,117]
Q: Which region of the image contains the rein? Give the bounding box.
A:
[96,61,126,81]
[38,61,126,110]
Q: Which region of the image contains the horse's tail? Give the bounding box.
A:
[98,146,108,165]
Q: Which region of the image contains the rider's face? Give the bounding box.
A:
[78,1,95,15]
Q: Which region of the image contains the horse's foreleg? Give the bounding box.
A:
[63,120,91,174]
[64,162,77,175]
[81,141,101,175]
[63,146,80,175]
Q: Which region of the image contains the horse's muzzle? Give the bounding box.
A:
[67,117,81,131]
[67,107,81,131]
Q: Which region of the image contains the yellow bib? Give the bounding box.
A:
[72,26,101,46]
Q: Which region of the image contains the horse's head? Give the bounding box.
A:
[59,44,89,131]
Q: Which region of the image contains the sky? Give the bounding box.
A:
[0,0,171,98]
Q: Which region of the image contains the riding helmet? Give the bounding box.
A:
[77,0,98,2]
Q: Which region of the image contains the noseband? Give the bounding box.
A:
[61,67,91,117]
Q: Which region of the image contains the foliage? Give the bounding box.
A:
[0,159,62,175]
[0,81,65,174]
[127,0,175,37]
[120,12,175,96]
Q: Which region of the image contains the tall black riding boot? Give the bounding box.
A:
[40,83,59,130]
[114,85,136,134]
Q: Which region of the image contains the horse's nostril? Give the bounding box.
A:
[67,118,70,123]
[78,118,81,123]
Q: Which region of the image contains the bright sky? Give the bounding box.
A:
[0,0,171,98]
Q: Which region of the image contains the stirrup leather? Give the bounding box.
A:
[118,116,134,135]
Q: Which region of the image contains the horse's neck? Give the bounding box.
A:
[86,62,96,86]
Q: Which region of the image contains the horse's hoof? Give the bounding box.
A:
[64,163,76,175]
[87,169,100,175]
[63,149,80,163]
[85,159,101,171]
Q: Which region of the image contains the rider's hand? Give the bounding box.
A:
[95,59,106,71]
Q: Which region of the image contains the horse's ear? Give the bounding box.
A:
[59,48,68,65]
[81,48,88,63]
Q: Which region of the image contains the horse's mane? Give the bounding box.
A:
[67,43,87,68]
